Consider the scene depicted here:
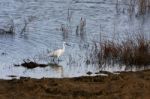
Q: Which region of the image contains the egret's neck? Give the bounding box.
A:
[63,43,65,50]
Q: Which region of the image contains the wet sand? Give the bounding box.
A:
[0,69,149,99]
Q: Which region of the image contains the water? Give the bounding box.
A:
[0,0,149,79]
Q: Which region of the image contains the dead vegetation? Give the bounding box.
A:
[88,34,150,67]
[101,34,150,66]
[117,0,150,16]
[76,17,86,38]
[0,18,15,34]
[0,16,34,35]
[15,59,48,69]
[138,0,150,15]
[101,35,150,66]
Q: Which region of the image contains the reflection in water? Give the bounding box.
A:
[49,63,64,78]
[61,24,69,40]
[0,0,149,79]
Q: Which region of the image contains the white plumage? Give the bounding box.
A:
[49,42,66,59]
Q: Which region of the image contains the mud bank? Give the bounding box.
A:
[0,69,149,99]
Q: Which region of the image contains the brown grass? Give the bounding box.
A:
[128,0,150,16]
[138,0,150,15]
[100,34,150,66]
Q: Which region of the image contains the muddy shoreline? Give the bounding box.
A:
[0,69,149,99]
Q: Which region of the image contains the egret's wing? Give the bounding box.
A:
[48,51,55,56]
[48,49,61,57]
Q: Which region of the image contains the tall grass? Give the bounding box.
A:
[101,34,150,66]
[138,0,150,15]
[122,0,150,16]
[89,34,150,67]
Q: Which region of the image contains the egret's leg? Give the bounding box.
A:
[53,57,55,62]
[58,57,62,62]
[57,58,59,63]
[58,57,63,62]
[53,57,56,64]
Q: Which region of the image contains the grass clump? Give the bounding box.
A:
[100,34,150,66]
[138,0,150,15]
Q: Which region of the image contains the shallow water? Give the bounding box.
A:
[0,0,149,79]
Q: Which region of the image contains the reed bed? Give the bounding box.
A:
[89,34,150,67]
[138,0,150,15]
[103,34,149,66]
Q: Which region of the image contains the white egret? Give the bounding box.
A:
[48,42,67,62]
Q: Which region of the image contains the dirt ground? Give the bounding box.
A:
[0,70,150,99]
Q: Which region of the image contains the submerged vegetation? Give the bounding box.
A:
[0,0,150,79]
[0,2,150,99]
[0,18,15,34]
